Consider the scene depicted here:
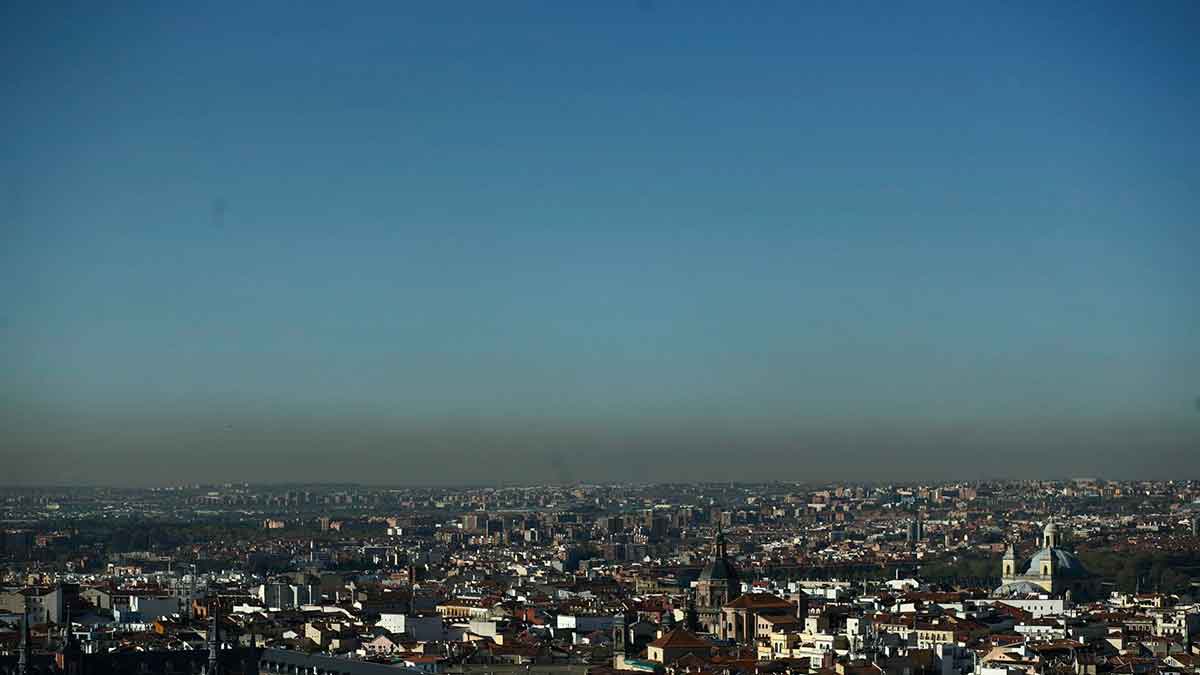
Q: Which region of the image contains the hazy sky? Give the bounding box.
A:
[3,2,1198,486]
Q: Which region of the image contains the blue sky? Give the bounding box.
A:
[2,2,1198,484]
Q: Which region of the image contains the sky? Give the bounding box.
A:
[2,1,1198,486]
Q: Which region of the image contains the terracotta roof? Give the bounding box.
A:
[723,593,793,610]
[669,653,713,671]
[758,614,800,625]
[649,628,711,650]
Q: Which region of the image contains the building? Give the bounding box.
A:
[646,627,712,665]
[259,574,320,609]
[992,597,1066,618]
[1,531,34,561]
[79,587,112,611]
[0,606,262,674]
[377,613,445,641]
[0,584,74,625]
[556,613,616,634]
[695,528,740,634]
[993,522,1098,601]
[129,594,181,620]
[718,592,800,644]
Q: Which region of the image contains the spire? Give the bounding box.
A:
[864,618,878,664]
[715,522,727,559]
[18,596,30,675]
[1004,542,1016,560]
[208,602,221,675]
[243,620,259,674]
[61,600,81,672]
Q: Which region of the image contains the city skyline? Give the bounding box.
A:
[1,479,1198,673]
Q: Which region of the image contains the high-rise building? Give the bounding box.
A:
[461,513,484,533]
[3,531,34,561]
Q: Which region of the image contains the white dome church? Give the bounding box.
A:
[993,521,1098,601]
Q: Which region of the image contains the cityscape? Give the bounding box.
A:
[1,481,1199,674]
[4,1,1199,675]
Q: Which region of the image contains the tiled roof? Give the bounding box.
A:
[648,628,711,650]
[723,593,793,610]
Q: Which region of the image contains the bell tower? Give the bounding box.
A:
[208,603,221,675]
[18,597,30,675]
[612,612,629,670]
[1002,543,1016,579]
[58,604,83,675]
[1043,522,1060,548]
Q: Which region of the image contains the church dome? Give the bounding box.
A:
[992,580,1045,597]
[1022,547,1090,578]
[700,527,739,583]
[699,556,739,582]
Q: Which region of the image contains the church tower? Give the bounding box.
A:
[18,597,30,675]
[697,526,739,608]
[686,589,699,633]
[1043,522,1060,548]
[1002,543,1016,580]
[1040,549,1056,577]
[612,612,629,670]
[208,604,222,675]
[695,525,740,634]
[57,604,83,675]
